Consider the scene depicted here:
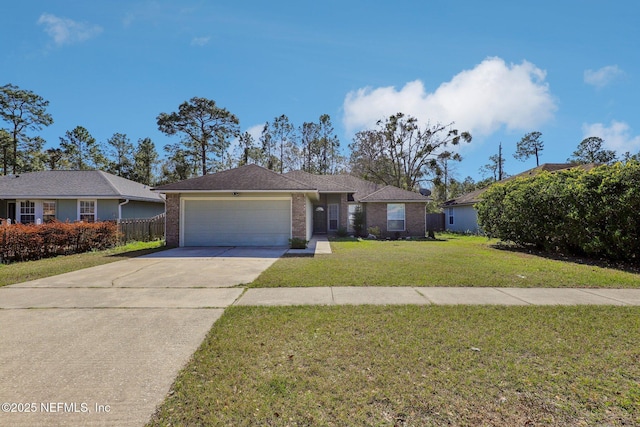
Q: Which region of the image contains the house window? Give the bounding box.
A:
[79,200,96,222]
[328,204,339,231]
[448,208,454,225]
[43,201,56,222]
[19,201,35,224]
[387,203,405,231]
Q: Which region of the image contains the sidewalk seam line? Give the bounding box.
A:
[412,287,433,304]
[492,288,532,305]
[578,289,631,306]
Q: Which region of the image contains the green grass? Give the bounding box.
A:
[251,235,640,288]
[0,240,166,287]
[148,305,640,426]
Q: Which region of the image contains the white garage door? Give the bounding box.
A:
[182,199,291,246]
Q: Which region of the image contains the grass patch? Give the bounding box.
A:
[252,235,640,288]
[148,305,640,426]
[0,240,166,287]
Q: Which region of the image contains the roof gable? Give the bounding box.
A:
[154,164,316,192]
[287,171,428,202]
[283,170,355,192]
[359,185,429,202]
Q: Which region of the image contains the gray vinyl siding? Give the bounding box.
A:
[97,199,119,221]
[56,199,77,222]
[445,205,481,234]
[121,200,165,219]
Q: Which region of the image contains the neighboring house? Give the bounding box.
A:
[153,164,429,247]
[0,170,165,224]
[442,163,597,234]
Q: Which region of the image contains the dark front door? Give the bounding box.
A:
[313,206,327,234]
[7,202,16,223]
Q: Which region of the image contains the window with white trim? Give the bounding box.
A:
[328,204,339,231]
[448,207,454,225]
[19,201,35,224]
[43,201,56,222]
[79,200,96,222]
[387,203,405,231]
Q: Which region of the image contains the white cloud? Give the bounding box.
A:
[343,57,557,137]
[191,36,211,46]
[582,120,640,153]
[37,13,103,46]
[245,124,266,142]
[584,65,624,88]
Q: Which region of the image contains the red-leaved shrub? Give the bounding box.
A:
[0,221,119,263]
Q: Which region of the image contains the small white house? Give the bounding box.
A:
[442,188,484,234]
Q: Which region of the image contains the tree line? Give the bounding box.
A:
[0,85,346,186]
[5,83,636,197]
[157,98,344,182]
[0,84,470,191]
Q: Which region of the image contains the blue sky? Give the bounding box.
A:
[2,0,639,182]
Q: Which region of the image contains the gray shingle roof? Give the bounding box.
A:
[154,164,429,202]
[283,170,355,192]
[359,185,429,202]
[154,164,316,192]
[0,170,163,202]
[286,171,429,202]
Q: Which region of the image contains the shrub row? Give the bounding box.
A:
[476,161,640,263]
[0,221,119,263]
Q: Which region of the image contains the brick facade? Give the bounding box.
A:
[291,193,307,240]
[339,193,349,231]
[365,202,426,238]
[165,193,180,247]
[404,203,426,237]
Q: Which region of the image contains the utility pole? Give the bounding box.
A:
[498,142,503,181]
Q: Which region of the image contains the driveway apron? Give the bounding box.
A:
[0,247,285,427]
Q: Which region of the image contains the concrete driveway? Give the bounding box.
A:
[0,246,285,427]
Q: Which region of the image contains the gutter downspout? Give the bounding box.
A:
[118,199,130,223]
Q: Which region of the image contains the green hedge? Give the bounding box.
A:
[476,161,640,263]
[0,221,119,263]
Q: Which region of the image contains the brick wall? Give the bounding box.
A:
[291,193,306,240]
[365,202,426,238]
[405,203,426,237]
[165,193,180,247]
[339,193,349,230]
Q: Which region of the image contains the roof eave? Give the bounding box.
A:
[1,195,162,201]
[153,189,316,194]
[362,199,429,203]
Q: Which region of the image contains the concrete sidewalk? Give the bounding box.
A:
[235,286,640,306]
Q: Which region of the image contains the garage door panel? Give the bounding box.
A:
[183,199,291,246]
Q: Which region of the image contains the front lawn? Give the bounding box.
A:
[0,240,166,287]
[148,305,640,426]
[251,235,640,288]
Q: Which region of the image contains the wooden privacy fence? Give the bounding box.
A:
[118,214,165,243]
[426,212,445,232]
